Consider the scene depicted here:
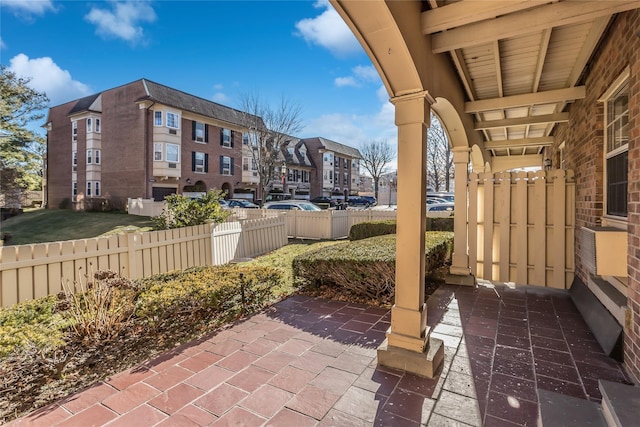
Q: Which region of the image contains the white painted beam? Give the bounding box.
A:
[466,87,585,113]
[484,137,554,149]
[475,113,569,130]
[431,0,639,53]
[491,154,543,172]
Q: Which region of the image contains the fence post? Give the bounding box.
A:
[126,228,139,279]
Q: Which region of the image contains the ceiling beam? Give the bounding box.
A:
[475,113,569,130]
[466,86,585,113]
[484,137,554,149]
[422,0,549,34]
[491,154,543,172]
[431,0,640,53]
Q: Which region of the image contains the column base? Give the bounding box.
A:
[377,336,444,378]
[446,273,476,287]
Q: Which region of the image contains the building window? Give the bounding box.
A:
[72,181,77,197]
[86,149,92,164]
[154,143,162,161]
[193,151,207,173]
[72,151,77,171]
[95,118,101,133]
[221,128,232,147]
[87,181,92,197]
[166,112,180,129]
[193,121,208,143]
[604,76,629,218]
[94,181,100,196]
[220,156,232,176]
[243,133,249,145]
[154,111,163,126]
[72,121,77,141]
[303,171,309,183]
[87,118,92,133]
[95,149,101,165]
[166,143,179,162]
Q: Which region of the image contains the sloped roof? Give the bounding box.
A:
[67,93,101,116]
[302,137,362,159]
[140,79,263,129]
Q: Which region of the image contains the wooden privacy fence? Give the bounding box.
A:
[468,169,575,289]
[0,216,287,307]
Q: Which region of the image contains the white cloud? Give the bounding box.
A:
[294,0,361,57]
[212,92,230,104]
[85,1,156,43]
[213,83,224,91]
[2,0,55,16]
[8,54,91,106]
[334,76,358,88]
[335,65,381,88]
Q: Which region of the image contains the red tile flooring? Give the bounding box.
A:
[9,283,632,426]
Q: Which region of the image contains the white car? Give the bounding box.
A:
[263,201,322,211]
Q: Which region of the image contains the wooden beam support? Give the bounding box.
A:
[466,87,585,113]
[475,113,569,130]
[484,137,554,149]
[431,0,639,53]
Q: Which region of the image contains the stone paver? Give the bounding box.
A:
[7,287,632,427]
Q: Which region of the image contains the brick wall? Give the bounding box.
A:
[46,100,77,208]
[551,10,640,383]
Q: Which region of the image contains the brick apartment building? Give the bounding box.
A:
[301,137,361,200]
[44,79,264,209]
[45,80,362,209]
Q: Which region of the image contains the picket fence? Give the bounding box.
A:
[0,215,287,307]
[468,169,575,289]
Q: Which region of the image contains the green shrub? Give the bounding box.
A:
[153,189,230,230]
[293,232,453,304]
[0,296,70,357]
[349,220,396,240]
[349,219,454,241]
[136,264,283,327]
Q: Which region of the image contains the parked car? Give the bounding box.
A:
[228,199,259,209]
[361,196,377,206]
[263,201,322,211]
[218,199,230,209]
[427,197,449,205]
[310,196,338,209]
[427,192,454,203]
[426,203,454,218]
[347,196,372,208]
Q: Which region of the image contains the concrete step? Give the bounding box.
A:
[599,380,640,427]
[537,389,606,427]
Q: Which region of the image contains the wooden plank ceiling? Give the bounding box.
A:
[422,0,639,161]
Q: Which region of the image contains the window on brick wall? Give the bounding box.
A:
[72,151,77,171]
[154,111,163,126]
[603,73,629,218]
[154,143,162,161]
[192,151,208,173]
[166,112,180,129]
[221,128,232,147]
[220,155,233,175]
[95,149,101,165]
[72,121,77,141]
[193,121,208,143]
[87,149,92,164]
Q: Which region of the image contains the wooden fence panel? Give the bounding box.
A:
[468,170,575,288]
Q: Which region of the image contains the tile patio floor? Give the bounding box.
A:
[9,283,633,426]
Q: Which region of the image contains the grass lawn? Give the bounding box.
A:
[0,209,155,246]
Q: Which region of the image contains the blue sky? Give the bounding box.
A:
[1,0,397,157]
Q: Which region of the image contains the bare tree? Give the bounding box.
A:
[427,114,453,191]
[360,139,396,200]
[239,93,303,206]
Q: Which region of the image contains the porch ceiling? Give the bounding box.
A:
[423,0,638,164]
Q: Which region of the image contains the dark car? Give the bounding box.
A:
[347,196,372,207]
[361,196,377,206]
[310,196,338,209]
[227,199,259,209]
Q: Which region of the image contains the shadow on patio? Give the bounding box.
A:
[9,283,632,426]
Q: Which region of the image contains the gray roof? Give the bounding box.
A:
[67,93,101,116]
[140,79,263,129]
[302,137,362,159]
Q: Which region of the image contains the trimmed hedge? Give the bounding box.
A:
[293,231,453,304]
[349,218,453,241]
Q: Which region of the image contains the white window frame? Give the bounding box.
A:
[154,143,163,161]
[154,111,163,126]
[94,181,100,196]
[195,152,205,173]
[166,111,180,129]
[72,181,77,197]
[72,151,77,171]
[221,156,231,175]
[600,68,630,220]
[95,118,101,133]
[86,149,92,164]
[243,132,249,145]
[87,181,92,197]
[94,149,101,165]
[222,128,231,147]
[72,121,78,141]
[166,143,179,162]
[195,121,205,142]
[87,118,92,133]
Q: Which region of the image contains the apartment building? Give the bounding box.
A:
[301,137,361,200]
[44,79,261,209]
